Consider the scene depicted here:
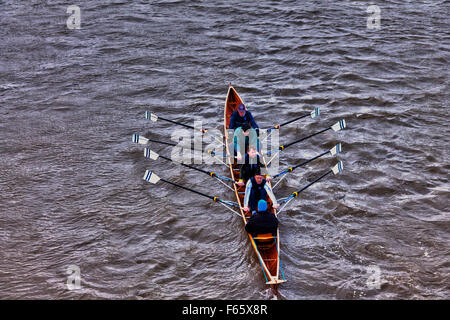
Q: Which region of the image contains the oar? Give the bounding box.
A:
[272,144,342,179]
[277,161,344,213]
[145,111,225,146]
[145,111,207,133]
[266,107,320,132]
[204,150,233,168]
[144,148,236,184]
[143,170,241,215]
[132,133,177,147]
[267,119,346,156]
[207,150,234,158]
[132,133,204,151]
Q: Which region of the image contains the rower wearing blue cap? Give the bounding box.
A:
[229,103,259,131]
[243,174,279,214]
[244,200,279,237]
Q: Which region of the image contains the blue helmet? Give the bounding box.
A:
[258,199,268,212]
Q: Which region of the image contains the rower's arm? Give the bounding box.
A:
[228,111,237,129]
[243,179,252,207]
[234,128,243,154]
[249,129,258,150]
[264,184,278,206]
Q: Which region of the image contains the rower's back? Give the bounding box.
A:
[245,199,278,238]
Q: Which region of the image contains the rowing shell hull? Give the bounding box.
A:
[224,85,286,291]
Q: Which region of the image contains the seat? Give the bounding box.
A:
[253,233,276,250]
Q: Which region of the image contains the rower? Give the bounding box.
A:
[237,145,264,186]
[229,103,259,131]
[245,200,279,237]
[233,123,259,161]
[243,174,279,214]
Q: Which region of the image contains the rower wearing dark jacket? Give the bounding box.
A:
[229,104,259,130]
[243,174,279,214]
[233,123,258,161]
[245,200,279,237]
[237,145,263,186]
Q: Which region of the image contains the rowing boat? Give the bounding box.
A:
[139,86,346,294]
[224,85,286,292]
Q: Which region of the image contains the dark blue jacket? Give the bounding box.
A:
[229,110,259,130]
[245,211,279,237]
[243,153,261,169]
[248,177,267,212]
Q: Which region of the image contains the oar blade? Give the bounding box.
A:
[329,143,342,156]
[310,107,320,118]
[331,119,346,132]
[144,148,159,160]
[143,170,161,184]
[145,111,158,122]
[331,161,344,175]
[132,134,149,145]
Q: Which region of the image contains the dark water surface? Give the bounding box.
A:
[0,1,448,299]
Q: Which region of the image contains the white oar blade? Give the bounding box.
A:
[331,119,346,132]
[132,134,149,145]
[310,107,320,118]
[144,148,159,160]
[145,111,158,122]
[330,143,342,156]
[331,161,344,175]
[143,170,161,184]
